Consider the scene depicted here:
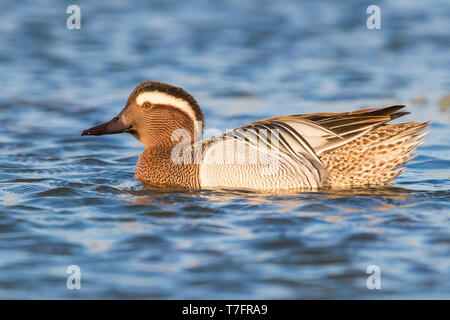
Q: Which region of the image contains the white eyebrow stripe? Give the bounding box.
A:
[136,91,196,123]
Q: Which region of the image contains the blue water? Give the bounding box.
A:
[0,0,449,299]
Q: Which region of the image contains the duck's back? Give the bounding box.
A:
[197,105,429,190]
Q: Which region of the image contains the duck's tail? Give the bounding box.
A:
[319,111,430,187]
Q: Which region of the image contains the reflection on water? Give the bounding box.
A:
[0,0,449,298]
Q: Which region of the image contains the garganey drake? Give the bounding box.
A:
[82,81,429,191]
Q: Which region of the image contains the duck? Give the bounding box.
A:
[82,81,429,191]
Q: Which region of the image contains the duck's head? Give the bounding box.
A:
[82,81,204,148]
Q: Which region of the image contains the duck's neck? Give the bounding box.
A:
[133,105,204,188]
[135,145,201,189]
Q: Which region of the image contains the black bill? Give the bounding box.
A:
[81,117,132,136]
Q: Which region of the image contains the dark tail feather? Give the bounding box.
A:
[366,105,405,116]
[365,105,410,121]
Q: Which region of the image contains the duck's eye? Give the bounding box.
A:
[142,102,152,109]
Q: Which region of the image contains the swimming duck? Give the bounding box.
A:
[82,81,429,191]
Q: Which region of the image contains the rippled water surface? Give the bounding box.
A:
[0,0,449,299]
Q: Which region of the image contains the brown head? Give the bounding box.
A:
[81,81,205,148]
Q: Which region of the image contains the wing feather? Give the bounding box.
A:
[249,105,407,155]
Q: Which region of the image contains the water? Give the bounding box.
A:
[0,0,449,299]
